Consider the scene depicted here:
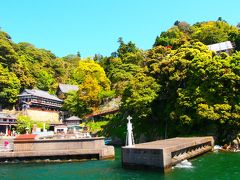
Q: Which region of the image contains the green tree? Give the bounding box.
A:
[63,91,91,117]
[120,72,160,137]
[143,45,172,76]
[11,56,36,89]
[35,121,50,131]
[0,64,20,107]
[64,59,114,116]
[191,21,237,45]
[73,58,111,90]
[121,73,160,118]
[112,37,139,59]
[36,70,54,91]
[14,42,67,92]
[154,26,189,49]
[16,115,34,134]
[78,75,102,108]
[107,58,143,95]
[228,31,240,51]
[0,31,18,67]
[150,42,240,142]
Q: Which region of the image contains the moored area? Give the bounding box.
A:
[0,134,114,162]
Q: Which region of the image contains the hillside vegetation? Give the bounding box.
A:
[1,19,240,144]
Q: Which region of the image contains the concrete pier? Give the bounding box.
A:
[0,137,114,161]
[122,136,214,172]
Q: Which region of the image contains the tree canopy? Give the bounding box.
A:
[154,19,240,50]
[0,29,78,107]
[63,59,114,116]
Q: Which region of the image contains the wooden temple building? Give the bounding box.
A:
[18,89,63,111]
[16,89,63,126]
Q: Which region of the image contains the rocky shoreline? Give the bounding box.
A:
[214,134,240,152]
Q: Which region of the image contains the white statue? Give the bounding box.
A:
[126,115,135,147]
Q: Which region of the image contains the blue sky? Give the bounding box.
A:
[1,0,239,57]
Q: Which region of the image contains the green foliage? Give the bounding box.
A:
[100,114,126,141]
[73,58,111,90]
[113,37,139,59]
[144,45,172,76]
[16,115,34,134]
[1,20,240,144]
[78,75,102,108]
[191,21,236,45]
[154,26,189,48]
[0,64,20,106]
[16,116,50,134]
[0,29,77,107]
[121,73,160,119]
[15,42,73,91]
[0,31,18,67]
[11,56,36,88]
[63,58,115,117]
[86,120,109,134]
[36,70,54,91]
[35,121,50,130]
[63,59,115,116]
[118,72,160,138]
[153,42,240,141]
[108,59,143,95]
[63,91,91,117]
[228,31,240,51]
[154,20,240,51]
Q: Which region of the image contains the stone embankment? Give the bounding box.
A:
[0,135,115,161]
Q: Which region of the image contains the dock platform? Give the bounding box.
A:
[0,137,114,162]
[122,136,214,172]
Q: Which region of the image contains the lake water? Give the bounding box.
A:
[0,148,239,180]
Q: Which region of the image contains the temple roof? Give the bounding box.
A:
[65,116,81,121]
[58,83,79,94]
[208,41,233,52]
[0,113,16,119]
[18,89,63,102]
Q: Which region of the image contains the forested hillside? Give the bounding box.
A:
[0,30,78,107]
[1,19,240,143]
[101,20,240,143]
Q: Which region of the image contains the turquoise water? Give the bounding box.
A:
[0,149,240,180]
